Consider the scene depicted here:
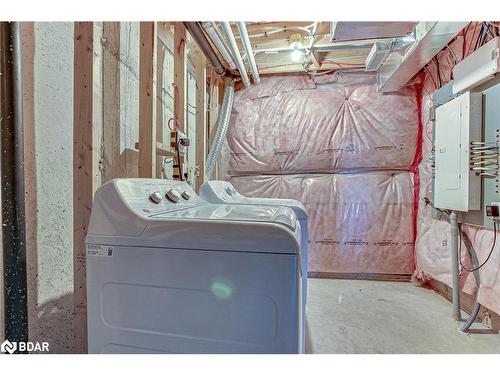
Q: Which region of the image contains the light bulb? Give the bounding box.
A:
[291,48,304,63]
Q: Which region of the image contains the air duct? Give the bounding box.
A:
[201,22,237,71]
[206,81,235,179]
[221,22,250,87]
[236,22,260,84]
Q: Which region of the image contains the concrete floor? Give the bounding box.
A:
[305,278,500,353]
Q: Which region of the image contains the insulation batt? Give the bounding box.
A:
[229,172,415,274]
[224,72,419,275]
[415,24,500,316]
[227,71,420,175]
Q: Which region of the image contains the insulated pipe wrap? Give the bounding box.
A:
[206,81,235,179]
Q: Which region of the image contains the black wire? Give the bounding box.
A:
[459,221,497,272]
[175,132,183,182]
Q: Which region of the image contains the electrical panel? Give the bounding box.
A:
[434,91,482,211]
[432,79,500,229]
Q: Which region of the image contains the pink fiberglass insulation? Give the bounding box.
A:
[229,172,415,275]
[227,71,420,175]
[415,23,500,315]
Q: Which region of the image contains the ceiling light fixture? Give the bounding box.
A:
[289,33,305,63]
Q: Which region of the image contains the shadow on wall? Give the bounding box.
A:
[31,293,75,354]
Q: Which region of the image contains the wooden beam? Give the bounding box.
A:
[174,23,187,180]
[156,43,166,143]
[218,78,225,106]
[208,68,219,151]
[173,23,187,133]
[73,21,95,354]
[195,52,207,192]
[138,22,157,178]
[102,22,121,182]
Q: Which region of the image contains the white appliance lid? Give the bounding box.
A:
[149,204,298,231]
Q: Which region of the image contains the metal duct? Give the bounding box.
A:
[377,22,468,92]
[206,80,234,180]
[221,22,250,88]
[0,21,28,351]
[184,22,227,77]
[201,22,237,71]
[236,22,260,84]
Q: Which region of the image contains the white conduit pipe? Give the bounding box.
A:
[206,80,235,179]
[201,22,237,71]
[236,22,260,84]
[221,22,250,88]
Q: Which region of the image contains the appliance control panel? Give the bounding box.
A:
[113,179,206,216]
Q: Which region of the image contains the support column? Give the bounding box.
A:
[73,22,95,353]
[138,22,157,178]
[195,52,207,191]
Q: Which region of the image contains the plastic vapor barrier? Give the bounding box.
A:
[415,24,500,316]
[229,172,415,275]
[225,72,419,275]
[227,71,419,175]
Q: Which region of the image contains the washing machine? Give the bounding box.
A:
[199,181,308,346]
[86,178,302,354]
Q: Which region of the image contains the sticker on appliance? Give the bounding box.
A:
[87,244,114,257]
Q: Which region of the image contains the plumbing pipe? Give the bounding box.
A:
[206,80,234,179]
[201,22,237,71]
[305,22,319,58]
[184,22,227,77]
[236,22,260,84]
[0,22,29,350]
[450,211,462,321]
[221,22,250,88]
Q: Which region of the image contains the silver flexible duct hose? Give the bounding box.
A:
[206,80,234,179]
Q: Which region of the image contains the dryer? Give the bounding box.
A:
[199,180,309,333]
[86,178,302,354]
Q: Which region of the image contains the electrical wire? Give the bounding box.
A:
[459,222,498,272]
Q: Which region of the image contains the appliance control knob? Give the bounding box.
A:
[166,189,181,203]
[181,190,192,200]
[149,191,162,204]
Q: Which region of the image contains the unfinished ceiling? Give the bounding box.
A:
[225,21,417,75]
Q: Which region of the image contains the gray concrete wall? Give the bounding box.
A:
[23,22,75,353]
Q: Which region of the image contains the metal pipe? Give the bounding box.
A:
[236,22,260,84]
[201,22,237,71]
[0,21,29,351]
[206,80,234,179]
[221,22,250,88]
[450,212,462,321]
[184,22,227,77]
